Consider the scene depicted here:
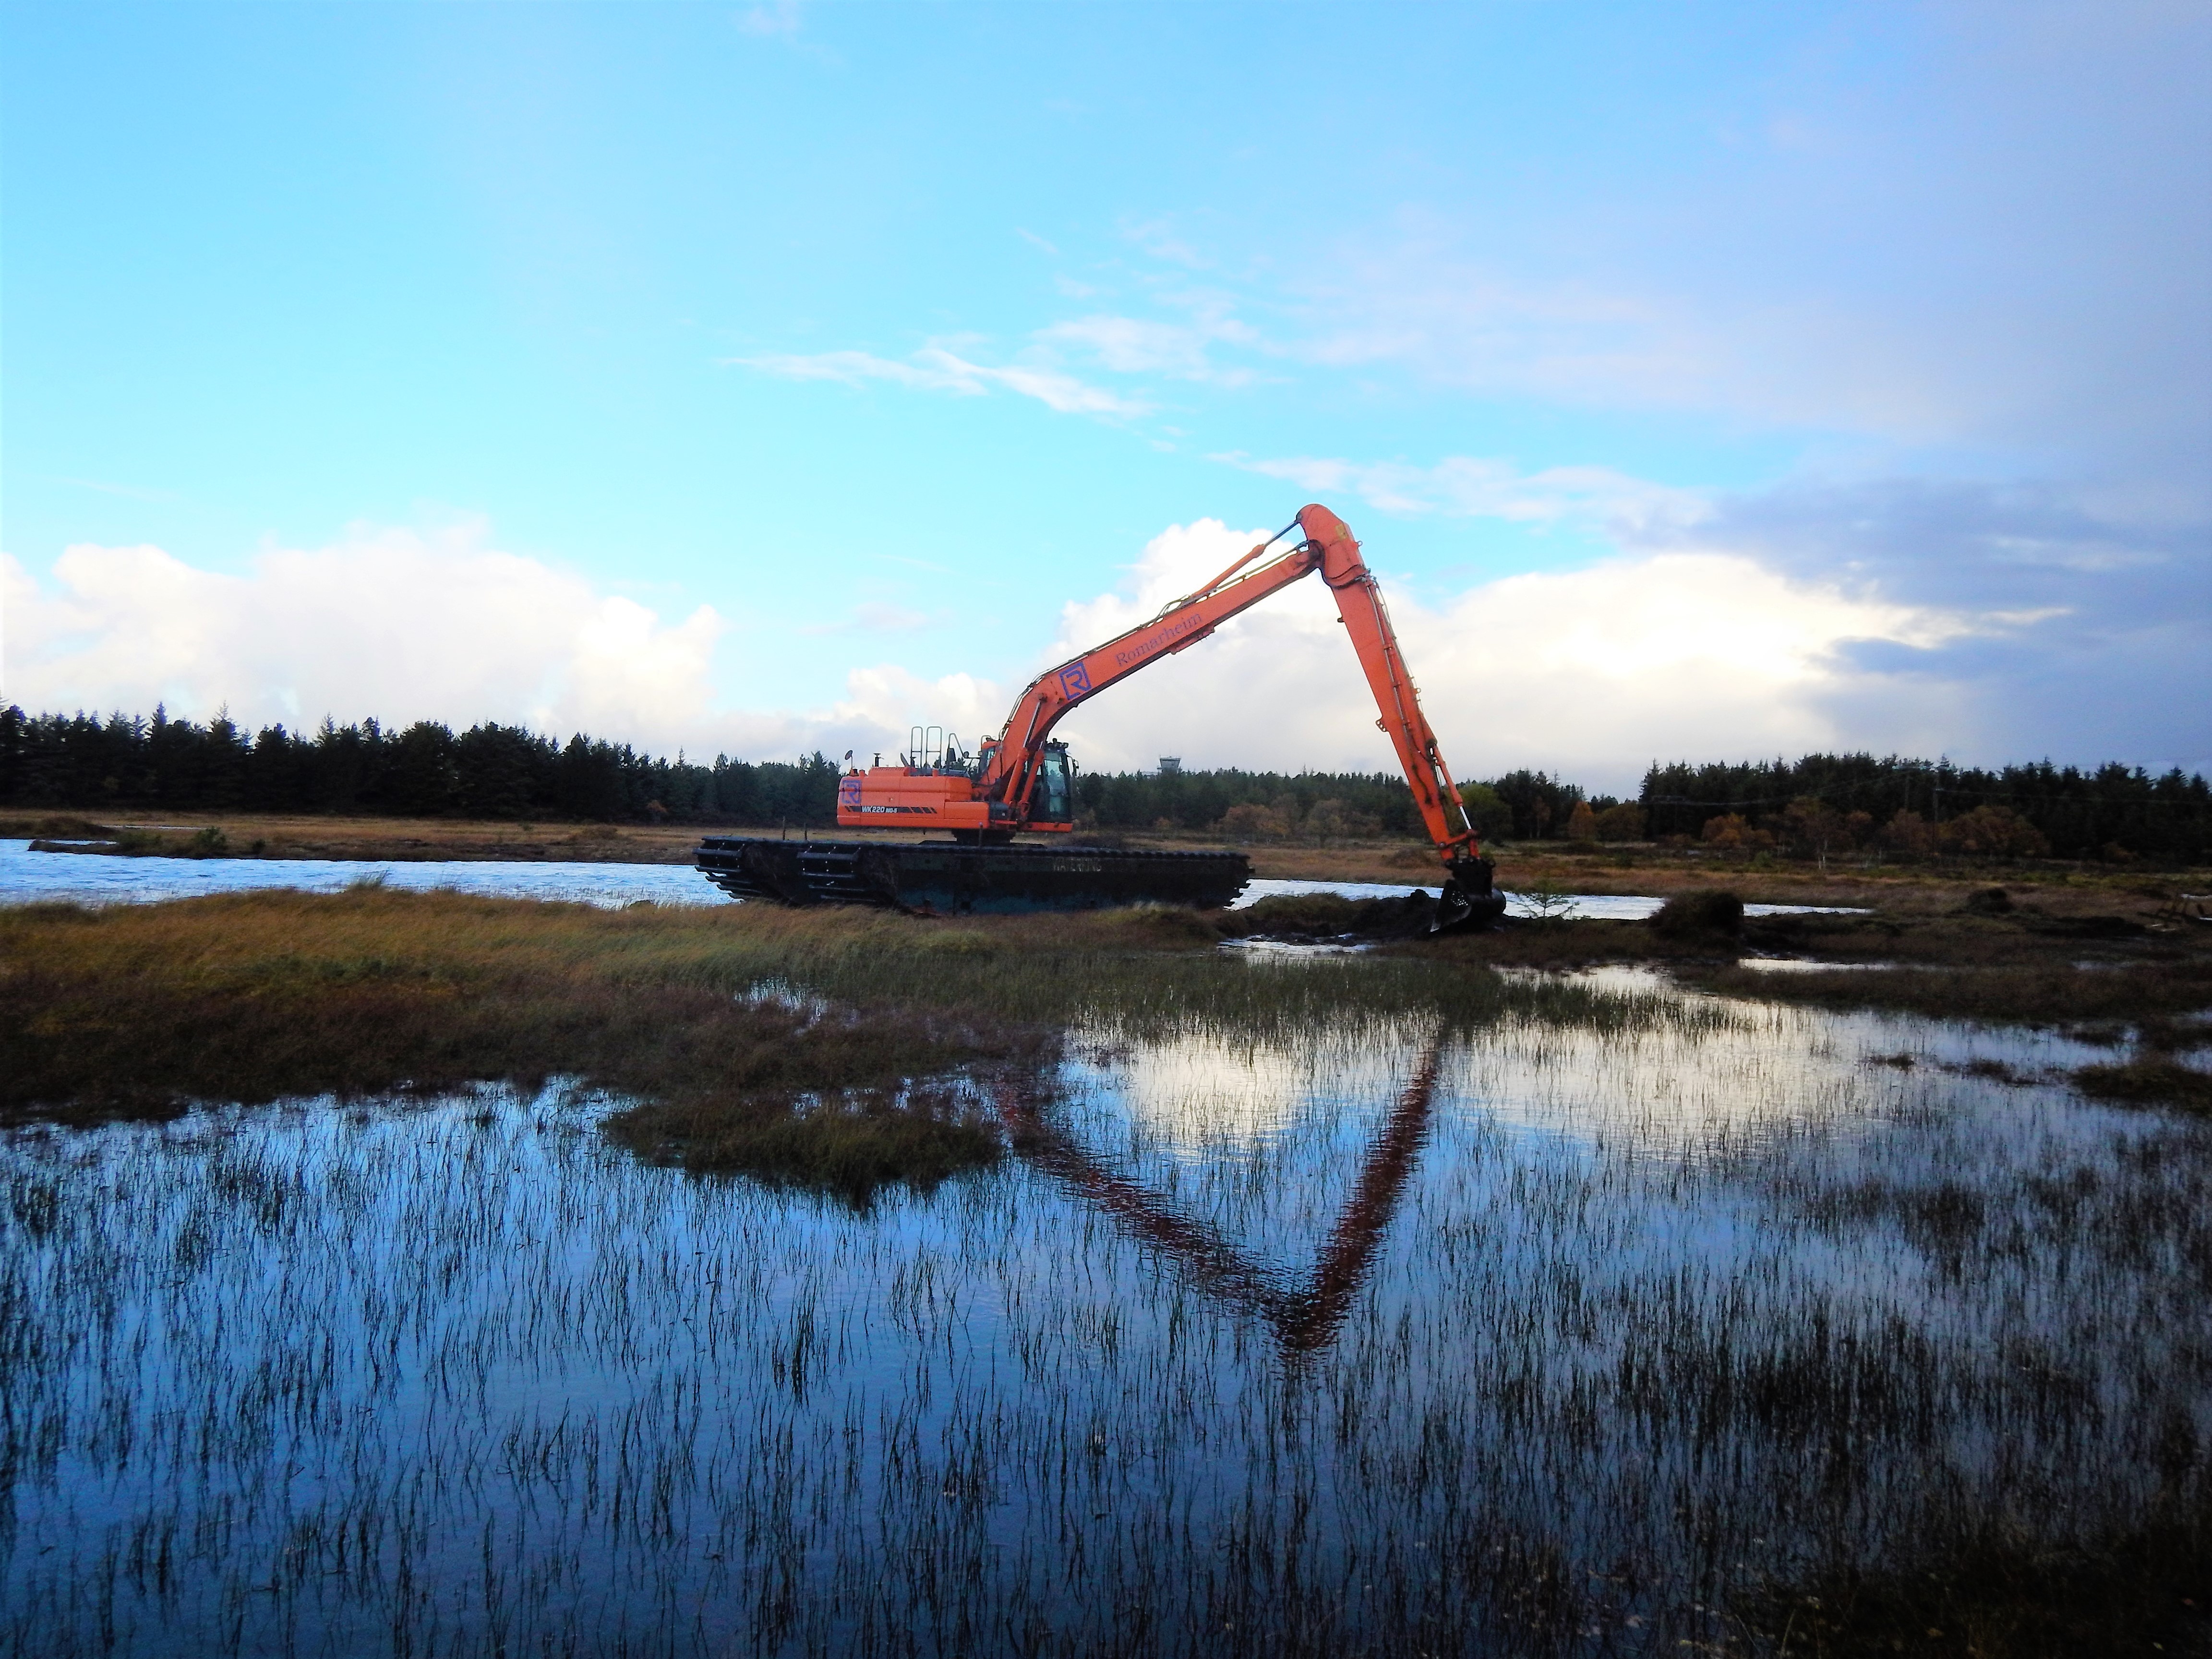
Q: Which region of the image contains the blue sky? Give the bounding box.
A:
[5,2,2207,786]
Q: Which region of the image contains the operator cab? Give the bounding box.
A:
[1034,741,1076,827]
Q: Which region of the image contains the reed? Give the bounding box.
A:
[3,981,2204,1656]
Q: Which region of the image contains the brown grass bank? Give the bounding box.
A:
[0,890,1058,1191]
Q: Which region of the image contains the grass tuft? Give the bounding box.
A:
[2072,1057,2212,1111]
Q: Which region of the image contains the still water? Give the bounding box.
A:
[4,972,2200,1657]
[0,841,1853,920]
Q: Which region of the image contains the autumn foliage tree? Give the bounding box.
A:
[1937,804,2051,859]
[1592,803,1646,842]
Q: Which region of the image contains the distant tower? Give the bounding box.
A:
[1158,757,1182,776]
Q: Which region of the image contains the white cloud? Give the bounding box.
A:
[2,516,2136,795]
[2,526,733,752]
[1041,519,2024,792]
[827,664,1005,756]
[0,525,1010,767]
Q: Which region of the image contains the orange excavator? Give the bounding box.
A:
[696,504,1506,930]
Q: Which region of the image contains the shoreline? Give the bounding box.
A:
[9,808,2205,914]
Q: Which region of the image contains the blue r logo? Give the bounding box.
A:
[1058,664,1093,699]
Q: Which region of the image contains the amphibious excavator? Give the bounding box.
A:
[696,504,1507,929]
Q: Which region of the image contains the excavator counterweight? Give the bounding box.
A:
[696,505,1506,930]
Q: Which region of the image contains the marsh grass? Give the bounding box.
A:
[0,890,1036,1187]
[1690,956,2212,1027]
[6,889,2211,1653]
[1737,1502,2212,1657]
[0,888,1703,1190]
[4,988,2206,1657]
[2072,1057,2212,1111]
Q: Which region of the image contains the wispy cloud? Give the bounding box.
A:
[733,345,1149,417]
[1120,216,1208,269]
[798,601,935,637]
[738,349,980,395]
[734,0,804,40]
[873,552,953,576]
[1038,313,1262,385]
[1211,450,1702,533]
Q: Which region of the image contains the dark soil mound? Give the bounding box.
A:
[1222,890,1438,942]
[1650,890,1745,940]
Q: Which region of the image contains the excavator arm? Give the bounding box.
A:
[977,528,1326,819]
[978,504,1501,928]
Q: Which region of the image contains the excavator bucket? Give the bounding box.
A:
[1430,858,1509,933]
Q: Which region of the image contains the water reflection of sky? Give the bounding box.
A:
[5,937,2200,1653]
[0,837,712,907]
[4,839,1861,919]
[1077,970,2114,1158]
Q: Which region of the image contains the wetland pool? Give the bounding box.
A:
[1,840,1853,922]
[4,969,2203,1657]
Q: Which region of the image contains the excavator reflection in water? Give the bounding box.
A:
[995,1031,1447,1358]
[697,504,1506,932]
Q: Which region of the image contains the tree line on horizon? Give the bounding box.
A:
[1,704,2205,862]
